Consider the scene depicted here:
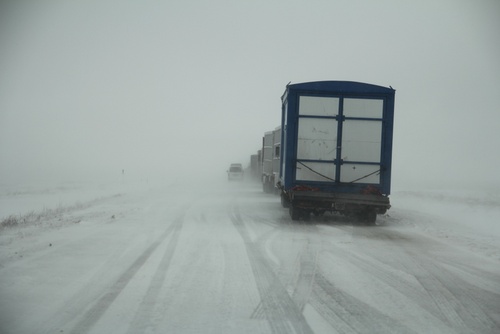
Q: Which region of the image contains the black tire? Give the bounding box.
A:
[312,210,325,217]
[358,209,376,225]
[289,205,301,221]
[365,210,377,225]
[302,211,311,221]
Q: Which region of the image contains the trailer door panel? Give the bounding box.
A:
[296,96,339,182]
[340,98,384,184]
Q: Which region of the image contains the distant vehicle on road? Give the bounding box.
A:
[227,163,244,181]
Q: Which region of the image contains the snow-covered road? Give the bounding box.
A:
[1,180,499,333]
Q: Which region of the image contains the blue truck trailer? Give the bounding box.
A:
[277,81,395,223]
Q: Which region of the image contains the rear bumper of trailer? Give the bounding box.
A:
[281,189,390,222]
[287,190,390,214]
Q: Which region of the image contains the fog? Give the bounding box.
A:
[1,0,499,190]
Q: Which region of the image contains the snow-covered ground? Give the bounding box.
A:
[391,189,500,263]
[0,179,499,333]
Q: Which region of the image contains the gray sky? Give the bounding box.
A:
[1,0,499,189]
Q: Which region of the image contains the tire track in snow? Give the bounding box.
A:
[310,270,417,334]
[241,208,321,315]
[402,250,500,333]
[230,205,314,334]
[349,226,500,333]
[437,258,500,327]
[305,225,454,332]
[290,240,318,313]
[124,213,184,334]
[36,233,143,334]
[68,213,185,334]
[257,220,319,314]
[320,239,438,312]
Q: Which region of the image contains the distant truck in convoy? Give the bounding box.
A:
[261,127,281,193]
[249,153,261,180]
[277,81,395,223]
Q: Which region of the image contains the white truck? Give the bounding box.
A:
[261,127,281,193]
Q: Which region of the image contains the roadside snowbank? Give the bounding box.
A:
[0,180,158,220]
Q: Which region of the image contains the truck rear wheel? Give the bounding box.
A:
[348,209,377,225]
[289,206,300,220]
[280,193,290,208]
[360,209,377,225]
[289,205,310,221]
